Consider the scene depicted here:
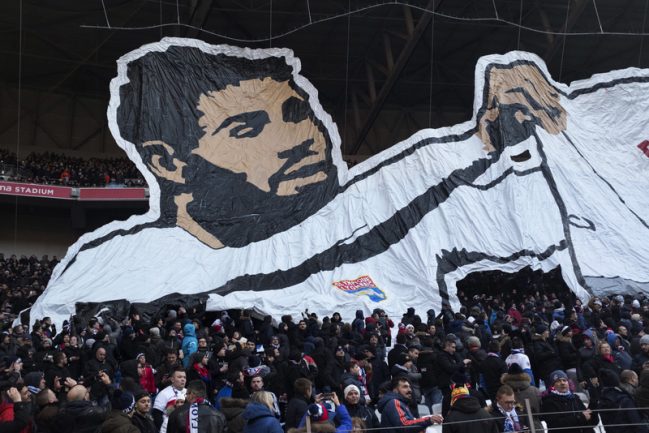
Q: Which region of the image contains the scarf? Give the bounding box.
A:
[192,362,209,379]
[602,354,614,363]
[187,398,205,433]
[497,405,521,432]
[550,388,572,397]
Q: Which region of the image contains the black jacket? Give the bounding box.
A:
[167,401,227,433]
[50,400,109,433]
[443,396,498,433]
[598,386,648,433]
[285,395,310,430]
[344,403,379,429]
[479,354,507,401]
[437,350,463,389]
[531,336,561,383]
[541,392,597,433]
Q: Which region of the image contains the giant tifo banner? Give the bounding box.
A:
[26,38,649,328]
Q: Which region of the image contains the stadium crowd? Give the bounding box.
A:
[0,149,144,187]
[1,254,649,433]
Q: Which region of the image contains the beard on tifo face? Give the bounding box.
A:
[178,154,337,247]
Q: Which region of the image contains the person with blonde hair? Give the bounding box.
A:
[243,391,282,433]
[351,417,367,433]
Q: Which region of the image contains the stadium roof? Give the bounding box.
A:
[1,0,648,155]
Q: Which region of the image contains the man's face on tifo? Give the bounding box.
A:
[477,63,567,152]
[195,78,328,196]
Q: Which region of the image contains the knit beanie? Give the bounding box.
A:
[344,384,360,399]
[111,389,135,413]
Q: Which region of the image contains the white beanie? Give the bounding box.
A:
[344,384,360,399]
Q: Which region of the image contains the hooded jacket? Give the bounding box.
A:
[181,324,198,368]
[500,371,541,413]
[377,391,432,433]
[242,402,283,433]
[219,397,247,433]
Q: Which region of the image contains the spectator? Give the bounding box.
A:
[489,384,535,433]
[131,390,156,433]
[0,386,31,433]
[620,369,639,396]
[53,384,108,433]
[480,340,508,402]
[181,323,198,369]
[500,363,542,414]
[242,391,282,433]
[438,335,468,416]
[292,394,352,433]
[167,379,227,433]
[285,378,312,431]
[100,389,139,433]
[152,367,186,433]
[598,369,648,433]
[531,324,561,387]
[378,376,442,433]
[342,384,378,430]
[444,384,498,433]
[541,370,597,433]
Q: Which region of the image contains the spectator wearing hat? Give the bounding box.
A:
[291,393,352,433]
[531,324,561,387]
[242,390,281,433]
[100,389,139,433]
[598,369,648,433]
[168,380,227,433]
[181,323,198,369]
[131,389,156,433]
[444,384,497,433]
[556,326,579,373]
[541,370,597,433]
[466,336,487,387]
[342,384,378,430]
[377,376,442,433]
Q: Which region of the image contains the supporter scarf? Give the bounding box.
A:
[192,363,209,379]
[187,398,205,433]
[497,405,521,433]
[602,354,614,363]
[550,388,572,397]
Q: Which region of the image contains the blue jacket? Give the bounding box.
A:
[242,402,283,433]
[378,391,432,433]
[181,323,198,368]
